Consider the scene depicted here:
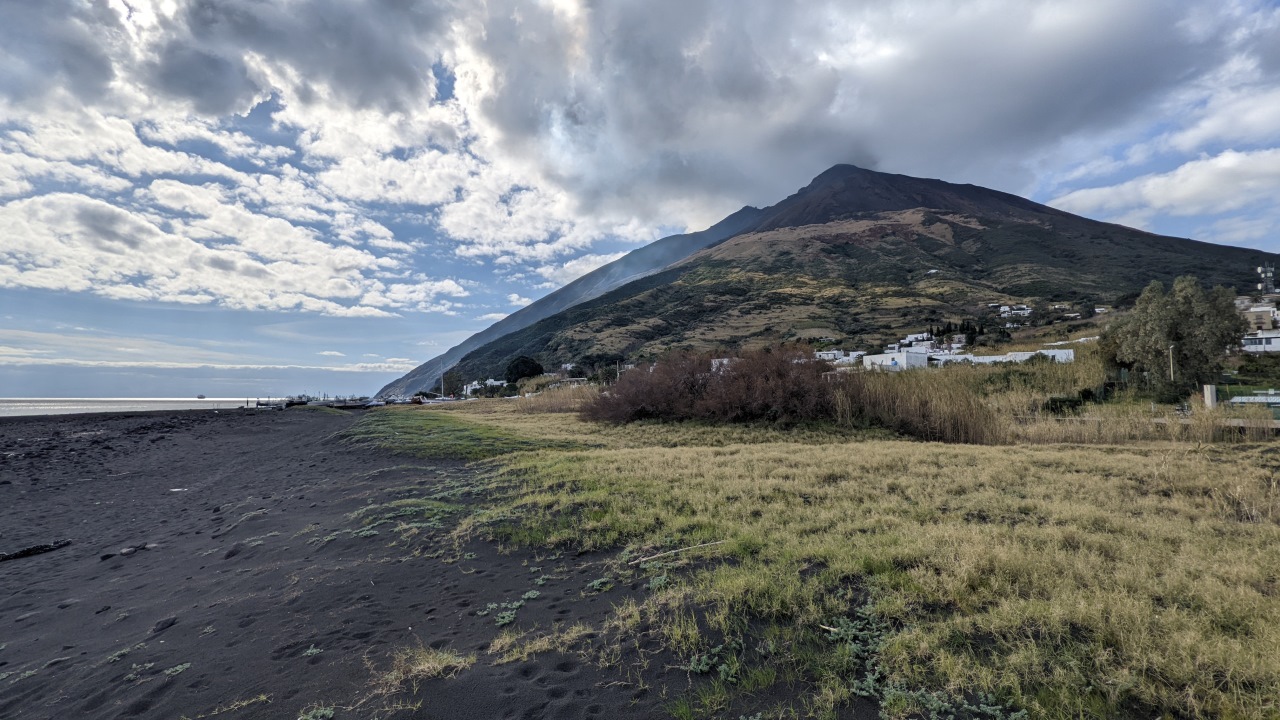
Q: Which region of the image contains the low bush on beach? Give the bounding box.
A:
[583,347,834,426]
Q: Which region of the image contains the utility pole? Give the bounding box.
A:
[1168,344,1175,383]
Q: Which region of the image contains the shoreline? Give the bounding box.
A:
[0,407,255,424]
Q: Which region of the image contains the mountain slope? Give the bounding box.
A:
[376,206,765,396]
[444,165,1276,380]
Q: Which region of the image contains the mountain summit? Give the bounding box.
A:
[747,164,1052,232]
[382,165,1273,393]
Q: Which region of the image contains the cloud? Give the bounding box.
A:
[534,252,627,287]
[0,327,418,372]
[1052,148,1280,219]
[0,190,463,316]
[1,0,1279,339]
[0,0,122,106]
[475,312,508,322]
[318,350,345,357]
[0,355,417,373]
[507,293,532,307]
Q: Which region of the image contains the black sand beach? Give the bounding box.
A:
[0,408,712,720]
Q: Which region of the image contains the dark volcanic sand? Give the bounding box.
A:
[0,408,876,720]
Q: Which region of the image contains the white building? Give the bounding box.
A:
[814,350,866,366]
[862,352,929,371]
[1007,349,1075,363]
[464,378,508,395]
[930,349,1074,365]
[1243,330,1280,353]
[999,304,1032,318]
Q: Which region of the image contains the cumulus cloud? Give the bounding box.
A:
[507,293,532,307]
[318,350,345,357]
[1052,148,1280,221]
[534,252,627,287]
[0,189,467,315]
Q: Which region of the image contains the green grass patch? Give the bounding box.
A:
[287,404,350,415]
[342,406,581,460]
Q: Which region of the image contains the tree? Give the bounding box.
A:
[1103,276,1245,394]
[504,355,544,384]
[439,370,463,397]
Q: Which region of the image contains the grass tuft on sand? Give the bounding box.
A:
[376,645,476,692]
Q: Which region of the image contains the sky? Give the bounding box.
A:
[2,0,1279,397]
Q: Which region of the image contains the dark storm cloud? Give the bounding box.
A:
[146,43,259,116]
[841,2,1221,179]
[464,0,880,214]
[460,0,1235,214]
[157,0,453,113]
[0,0,123,104]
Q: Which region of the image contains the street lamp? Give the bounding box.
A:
[1168,343,1175,383]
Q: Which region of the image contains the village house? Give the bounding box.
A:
[463,378,508,395]
[813,349,866,366]
[1243,330,1280,353]
[1244,304,1278,331]
[862,351,929,371]
[933,349,1075,365]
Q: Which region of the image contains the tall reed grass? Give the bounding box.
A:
[831,370,1003,444]
[514,384,599,414]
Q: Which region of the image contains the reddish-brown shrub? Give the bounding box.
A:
[581,346,833,425]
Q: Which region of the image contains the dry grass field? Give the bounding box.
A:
[352,365,1280,719]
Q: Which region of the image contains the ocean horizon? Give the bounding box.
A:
[0,397,270,418]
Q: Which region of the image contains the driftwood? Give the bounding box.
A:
[0,539,71,563]
[627,540,726,566]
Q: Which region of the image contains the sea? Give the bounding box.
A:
[0,398,260,418]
